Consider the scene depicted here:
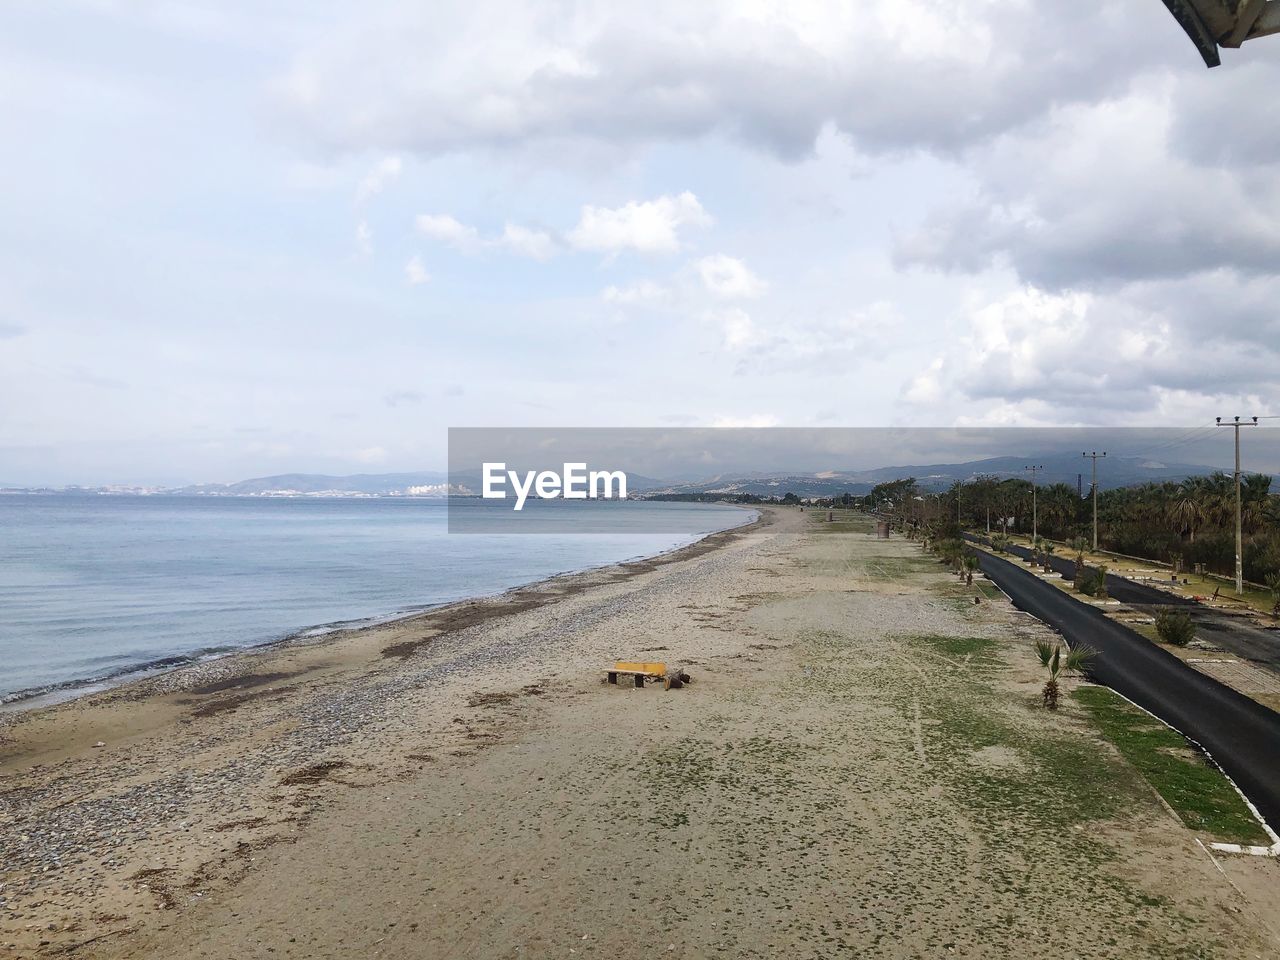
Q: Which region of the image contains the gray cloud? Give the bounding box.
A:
[894,81,1280,290]
[273,1,1182,161]
[912,283,1280,422]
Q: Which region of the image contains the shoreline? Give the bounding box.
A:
[0,504,761,717]
[0,503,778,955]
[6,506,1278,959]
[5,506,1279,960]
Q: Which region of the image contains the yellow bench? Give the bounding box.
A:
[607,661,666,688]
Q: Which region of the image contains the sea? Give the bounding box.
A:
[0,495,753,706]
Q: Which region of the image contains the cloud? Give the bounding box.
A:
[404,255,430,285]
[0,322,27,340]
[901,285,1280,422]
[415,213,482,252]
[894,83,1280,290]
[414,214,555,259]
[416,194,707,259]
[355,220,373,256]
[273,1,1178,161]
[567,192,710,254]
[500,222,556,260]
[355,155,402,204]
[354,445,388,464]
[694,254,766,299]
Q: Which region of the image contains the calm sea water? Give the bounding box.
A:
[0,495,752,704]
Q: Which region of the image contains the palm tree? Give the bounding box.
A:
[1034,639,1095,710]
[962,553,979,586]
[1169,478,1206,544]
[1242,473,1273,535]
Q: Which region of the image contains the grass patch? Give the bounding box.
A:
[973,580,1002,601]
[1073,686,1269,846]
[910,634,999,660]
[809,512,874,535]
[860,555,939,580]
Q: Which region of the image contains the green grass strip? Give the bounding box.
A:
[1073,686,1270,846]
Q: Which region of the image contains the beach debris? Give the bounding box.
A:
[92,741,106,748]
[663,667,692,691]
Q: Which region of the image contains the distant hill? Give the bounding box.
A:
[639,454,1272,499]
[6,456,1272,499]
[176,472,452,496]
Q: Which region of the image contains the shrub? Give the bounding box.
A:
[1154,609,1196,647]
[1076,564,1109,598]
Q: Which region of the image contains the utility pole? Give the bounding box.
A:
[1216,416,1258,594]
[1024,465,1043,543]
[1083,452,1106,552]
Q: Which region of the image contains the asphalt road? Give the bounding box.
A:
[965,534,1280,671]
[974,547,1280,837]
[963,534,1195,606]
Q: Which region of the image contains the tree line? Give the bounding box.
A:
[838,473,1279,584]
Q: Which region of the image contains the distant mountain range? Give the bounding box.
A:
[636,454,1274,499]
[2,455,1270,499]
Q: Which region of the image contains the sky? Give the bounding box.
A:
[2,1,1279,486]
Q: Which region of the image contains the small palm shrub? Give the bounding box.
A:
[1069,536,1089,572]
[1154,609,1196,646]
[1034,639,1096,709]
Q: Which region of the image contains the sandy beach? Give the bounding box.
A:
[3,507,1279,959]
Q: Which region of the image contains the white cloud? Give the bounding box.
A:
[694,254,767,299]
[355,155,402,204]
[354,445,388,464]
[415,196,709,260]
[500,222,556,260]
[415,213,482,252]
[900,284,1280,423]
[414,214,555,259]
[568,192,711,254]
[404,255,429,285]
